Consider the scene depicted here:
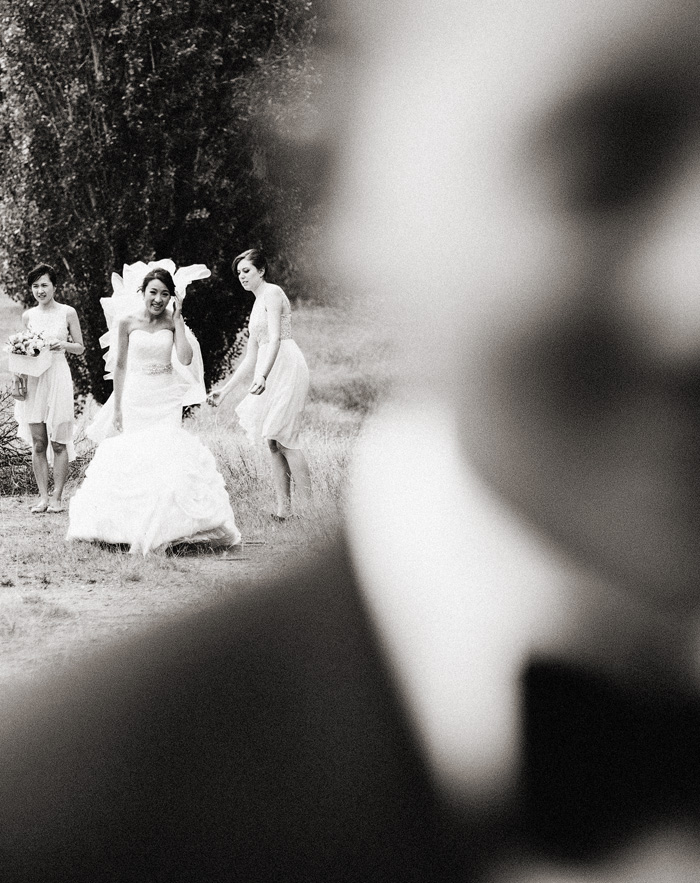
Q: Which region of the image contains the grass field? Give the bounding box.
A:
[0,291,395,694]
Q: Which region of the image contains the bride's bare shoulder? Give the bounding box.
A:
[118,314,142,335]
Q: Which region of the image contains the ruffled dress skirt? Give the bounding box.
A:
[236,339,309,449]
[14,353,76,463]
[67,370,241,555]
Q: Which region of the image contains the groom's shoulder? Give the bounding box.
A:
[9,532,381,724]
[0,532,438,883]
[173,531,373,668]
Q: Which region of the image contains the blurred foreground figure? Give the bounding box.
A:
[4,0,700,880]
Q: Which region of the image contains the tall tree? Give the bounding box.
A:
[0,0,317,399]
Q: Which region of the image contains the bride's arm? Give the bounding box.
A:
[112,320,130,432]
[172,294,193,366]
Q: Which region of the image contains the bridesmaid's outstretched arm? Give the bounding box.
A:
[208,336,259,405]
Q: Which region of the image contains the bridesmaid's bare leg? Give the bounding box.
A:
[49,441,68,509]
[277,442,312,511]
[28,423,49,512]
[267,439,292,518]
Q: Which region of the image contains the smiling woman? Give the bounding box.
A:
[11,263,84,514]
[66,262,241,555]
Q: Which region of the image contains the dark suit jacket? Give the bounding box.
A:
[1,533,699,881]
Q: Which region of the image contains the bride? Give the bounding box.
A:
[67,261,241,555]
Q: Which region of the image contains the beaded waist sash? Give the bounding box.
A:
[130,362,173,375]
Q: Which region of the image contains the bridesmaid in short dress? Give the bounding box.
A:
[12,263,84,513]
[209,249,312,520]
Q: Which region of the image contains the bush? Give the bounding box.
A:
[0,0,319,399]
[0,385,25,459]
[0,384,94,495]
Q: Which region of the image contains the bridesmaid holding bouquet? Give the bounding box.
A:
[11,263,84,513]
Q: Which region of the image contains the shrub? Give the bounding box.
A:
[0,0,319,399]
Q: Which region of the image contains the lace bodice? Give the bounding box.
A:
[249,307,293,346]
[27,304,70,341]
[128,328,174,375]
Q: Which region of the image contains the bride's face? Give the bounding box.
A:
[143,280,172,317]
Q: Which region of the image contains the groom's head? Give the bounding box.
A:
[311,0,700,612]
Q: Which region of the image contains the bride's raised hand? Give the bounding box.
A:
[207,389,224,407]
[172,291,184,321]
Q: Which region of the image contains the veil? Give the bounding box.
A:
[87,259,210,443]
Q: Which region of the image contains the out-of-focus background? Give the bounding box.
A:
[0,1,394,693]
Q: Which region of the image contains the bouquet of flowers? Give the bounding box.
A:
[5,330,48,356]
[5,330,53,377]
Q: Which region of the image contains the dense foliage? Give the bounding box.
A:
[0,0,317,399]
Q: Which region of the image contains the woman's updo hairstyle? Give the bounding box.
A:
[140,267,176,298]
[232,248,267,279]
[28,263,58,287]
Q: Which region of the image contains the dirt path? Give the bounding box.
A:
[0,494,316,697]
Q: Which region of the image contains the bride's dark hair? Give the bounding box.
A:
[140,267,176,297]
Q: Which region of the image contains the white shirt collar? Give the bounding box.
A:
[345,398,581,805]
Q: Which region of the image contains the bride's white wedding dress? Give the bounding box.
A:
[67,326,241,555]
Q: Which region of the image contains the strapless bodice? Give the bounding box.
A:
[129,328,174,375]
[249,309,293,346]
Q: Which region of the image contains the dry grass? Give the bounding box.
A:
[0,296,394,693]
